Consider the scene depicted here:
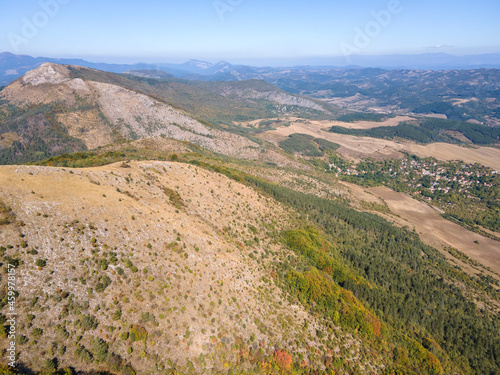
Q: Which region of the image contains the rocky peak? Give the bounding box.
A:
[22,62,70,86]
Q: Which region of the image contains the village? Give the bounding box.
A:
[335,154,500,232]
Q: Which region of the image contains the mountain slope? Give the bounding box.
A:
[0,161,379,374]
[0,63,340,165]
[0,63,301,164]
[2,154,500,374]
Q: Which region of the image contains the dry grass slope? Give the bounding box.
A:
[0,162,370,374]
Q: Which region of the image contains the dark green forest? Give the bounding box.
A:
[329,118,500,145]
[336,112,396,123]
[279,134,340,157]
[0,103,88,165]
[243,174,500,375]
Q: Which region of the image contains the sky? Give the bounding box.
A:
[1,0,500,65]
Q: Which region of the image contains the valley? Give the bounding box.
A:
[263,118,500,169]
[0,62,499,374]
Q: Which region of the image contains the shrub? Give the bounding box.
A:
[140,312,156,325]
[0,200,15,226]
[122,365,136,375]
[112,309,122,321]
[106,353,124,372]
[55,325,70,339]
[92,337,109,362]
[4,256,21,268]
[98,259,109,270]
[35,259,47,268]
[18,335,28,345]
[75,344,93,364]
[31,327,43,338]
[95,275,112,292]
[79,315,98,330]
[0,362,19,374]
[44,358,57,372]
[163,188,184,208]
[129,324,147,342]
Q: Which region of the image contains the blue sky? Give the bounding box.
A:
[1,0,499,65]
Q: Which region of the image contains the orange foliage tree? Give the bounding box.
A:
[274,350,293,371]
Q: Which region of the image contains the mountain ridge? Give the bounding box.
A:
[3,52,500,86]
[0,63,332,165]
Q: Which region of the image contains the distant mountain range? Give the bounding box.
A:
[2,52,500,86]
[0,62,336,164]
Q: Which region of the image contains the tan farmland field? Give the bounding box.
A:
[368,186,500,276]
[309,115,415,129]
[265,120,500,170]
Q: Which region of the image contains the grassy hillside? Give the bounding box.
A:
[1,64,499,374]
[1,147,497,374]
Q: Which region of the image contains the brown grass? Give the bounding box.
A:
[0,132,20,148]
[0,161,345,373]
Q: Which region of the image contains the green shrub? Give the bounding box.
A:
[92,337,109,362]
[55,325,70,339]
[17,335,28,345]
[31,328,43,338]
[95,275,112,292]
[75,344,93,363]
[112,309,122,321]
[122,365,136,375]
[140,312,156,325]
[129,324,147,342]
[79,315,98,330]
[106,353,124,372]
[35,258,47,267]
[44,358,57,372]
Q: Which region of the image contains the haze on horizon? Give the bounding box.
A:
[1,0,500,66]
